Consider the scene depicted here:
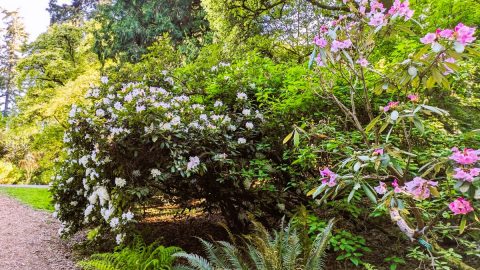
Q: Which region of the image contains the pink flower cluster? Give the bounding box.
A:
[374,177,437,200]
[383,101,399,112]
[450,147,480,183]
[453,168,480,182]
[449,197,474,215]
[320,167,338,187]
[450,148,480,165]
[420,23,476,45]
[388,0,414,20]
[407,94,419,102]
[331,39,353,52]
[404,177,438,200]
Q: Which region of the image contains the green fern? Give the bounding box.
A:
[78,237,181,270]
[174,217,335,270]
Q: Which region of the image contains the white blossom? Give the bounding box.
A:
[214,100,223,107]
[245,122,254,129]
[122,211,134,221]
[110,217,120,228]
[187,156,200,171]
[238,137,247,144]
[96,109,105,117]
[115,177,127,187]
[242,109,251,116]
[151,168,161,177]
[237,92,247,100]
[100,76,109,84]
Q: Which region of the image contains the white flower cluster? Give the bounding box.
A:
[54,77,266,241]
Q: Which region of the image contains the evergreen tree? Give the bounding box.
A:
[93,0,209,63]
[0,9,27,116]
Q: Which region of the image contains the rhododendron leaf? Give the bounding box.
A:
[293,130,300,146]
[282,131,293,144]
[474,189,480,200]
[459,215,467,234]
[432,69,443,84]
[362,183,377,204]
[421,105,448,115]
[308,48,316,70]
[429,187,440,197]
[444,62,459,72]
[365,115,381,133]
[426,76,435,89]
[379,121,390,133]
[353,161,361,172]
[413,117,424,134]
[342,50,354,67]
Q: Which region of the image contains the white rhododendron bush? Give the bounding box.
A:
[51,77,292,242]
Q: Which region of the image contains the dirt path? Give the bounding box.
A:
[0,194,77,270]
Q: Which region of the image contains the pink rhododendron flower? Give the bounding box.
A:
[437,28,454,39]
[454,23,476,45]
[388,0,414,21]
[392,179,403,193]
[443,57,456,75]
[407,94,419,102]
[449,148,480,165]
[374,181,388,195]
[449,197,474,215]
[314,36,328,48]
[320,167,338,187]
[357,58,369,67]
[373,148,384,155]
[453,168,480,182]
[331,39,352,52]
[404,177,438,200]
[420,32,437,44]
[368,12,386,27]
[383,101,399,112]
[316,55,326,67]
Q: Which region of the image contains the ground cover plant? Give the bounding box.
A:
[0,0,479,269]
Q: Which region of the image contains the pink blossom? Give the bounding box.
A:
[443,57,456,75]
[449,198,474,215]
[388,0,414,21]
[320,167,338,187]
[383,101,399,112]
[453,168,480,182]
[454,23,476,45]
[392,179,403,193]
[407,94,419,102]
[356,58,369,67]
[374,181,388,195]
[373,148,384,155]
[316,55,326,67]
[368,12,386,27]
[437,29,454,39]
[449,148,480,165]
[420,32,437,44]
[331,39,352,52]
[314,36,328,48]
[404,177,438,200]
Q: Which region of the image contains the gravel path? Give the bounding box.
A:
[0,194,77,270]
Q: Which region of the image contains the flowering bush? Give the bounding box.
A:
[294,0,480,267]
[51,74,302,241]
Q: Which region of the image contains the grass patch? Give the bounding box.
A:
[0,187,53,212]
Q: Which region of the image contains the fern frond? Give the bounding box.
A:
[172,252,213,270]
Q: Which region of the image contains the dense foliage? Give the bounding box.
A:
[1,0,479,269]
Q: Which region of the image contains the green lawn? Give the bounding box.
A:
[0,187,53,212]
